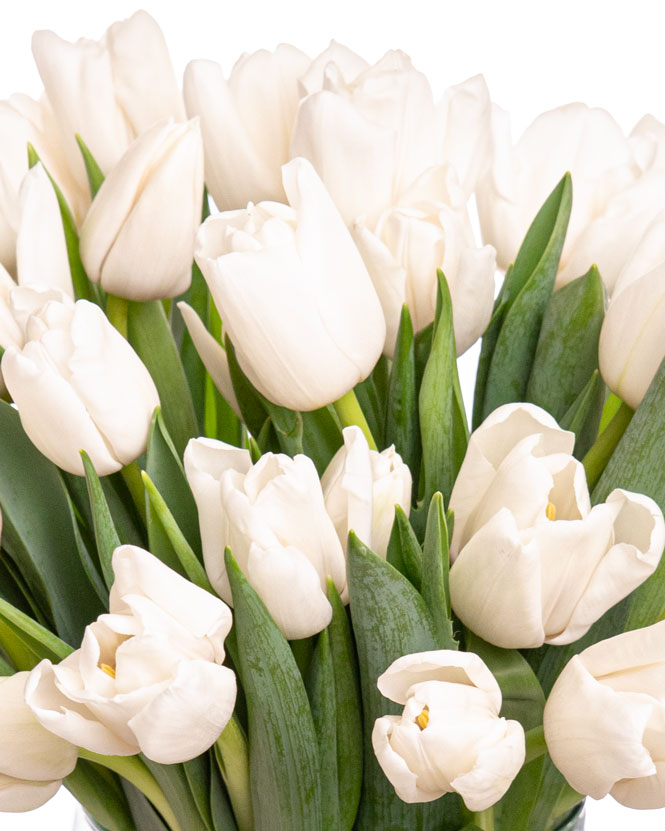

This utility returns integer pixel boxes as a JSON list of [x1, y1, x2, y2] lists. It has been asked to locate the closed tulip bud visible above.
[[321, 426, 412, 557], [194, 157, 385, 411], [16, 163, 73, 297], [0, 671, 78, 812], [449, 403, 665, 648], [80, 119, 204, 300], [184, 437, 347, 640], [599, 259, 665, 409], [32, 11, 185, 190], [292, 46, 491, 227], [544, 621, 665, 809], [477, 103, 636, 272], [1, 290, 159, 475], [184, 45, 310, 210], [25, 545, 236, 764], [353, 190, 496, 356], [373, 650, 525, 809]]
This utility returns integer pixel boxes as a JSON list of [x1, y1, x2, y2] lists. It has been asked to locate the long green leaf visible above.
[[421, 493, 457, 649], [81, 451, 121, 590], [386, 506, 423, 589], [225, 337, 268, 439], [0, 596, 73, 663], [66, 760, 135, 831], [142, 758, 210, 831], [559, 370, 605, 459], [479, 173, 572, 421], [347, 532, 462, 830], [385, 305, 420, 485], [225, 549, 322, 831]]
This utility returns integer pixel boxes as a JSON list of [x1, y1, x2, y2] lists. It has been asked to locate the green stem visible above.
[[215, 716, 253, 831], [582, 401, 633, 491], [524, 724, 547, 764], [472, 806, 494, 831], [107, 295, 129, 339], [77, 749, 181, 831], [121, 461, 146, 525], [333, 389, 378, 450]]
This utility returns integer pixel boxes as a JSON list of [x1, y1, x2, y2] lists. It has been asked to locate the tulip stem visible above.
[[333, 389, 378, 450], [582, 401, 633, 491], [215, 716, 253, 831], [107, 294, 129, 339], [121, 461, 147, 524], [524, 724, 546, 764], [77, 749, 182, 831], [471, 806, 494, 830]]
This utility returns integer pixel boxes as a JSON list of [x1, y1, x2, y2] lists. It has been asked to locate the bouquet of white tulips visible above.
[[2, 11, 665, 831]]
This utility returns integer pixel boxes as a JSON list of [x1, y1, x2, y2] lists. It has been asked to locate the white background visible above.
[[2, 1, 665, 828]]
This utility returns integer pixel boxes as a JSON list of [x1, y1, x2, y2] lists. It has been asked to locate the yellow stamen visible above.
[[415, 706, 429, 731], [546, 502, 557, 521], [100, 663, 116, 679]]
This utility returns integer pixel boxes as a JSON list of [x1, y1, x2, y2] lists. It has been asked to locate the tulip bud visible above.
[[321, 426, 412, 557], [373, 650, 525, 809], [184, 437, 347, 640], [79, 119, 203, 300], [184, 45, 310, 210], [25, 545, 236, 764], [32, 11, 185, 190], [477, 103, 636, 271], [449, 403, 665, 648], [1, 290, 159, 475], [544, 621, 665, 809], [0, 671, 77, 812], [353, 194, 496, 356], [194, 157, 386, 411], [599, 261, 665, 409], [16, 163, 73, 297]]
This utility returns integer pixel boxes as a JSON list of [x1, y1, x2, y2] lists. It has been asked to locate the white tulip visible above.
[[0, 265, 22, 395], [0, 671, 78, 813], [477, 103, 637, 272], [373, 650, 525, 810], [321, 426, 412, 558], [80, 119, 204, 300], [449, 403, 665, 648], [544, 620, 665, 809], [0, 94, 86, 273], [184, 45, 310, 210], [630, 113, 665, 173], [25, 545, 236, 764], [1, 290, 159, 475], [16, 163, 73, 297], [194, 157, 385, 411], [184, 437, 347, 640], [353, 191, 496, 356], [599, 261, 665, 409], [292, 46, 491, 227], [32, 11, 185, 190]]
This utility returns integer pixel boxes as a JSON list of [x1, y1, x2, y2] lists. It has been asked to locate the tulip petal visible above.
[[177, 301, 241, 417], [129, 659, 236, 764], [372, 715, 436, 803], [0, 775, 62, 813]]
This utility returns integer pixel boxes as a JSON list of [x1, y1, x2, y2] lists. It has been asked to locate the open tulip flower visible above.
[[24, 545, 236, 765], [449, 403, 665, 648], [373, 650, 525, 810], [544, 620, 665, 809]]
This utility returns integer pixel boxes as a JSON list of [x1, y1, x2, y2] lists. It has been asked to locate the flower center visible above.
[[546, 502, 557, 521], [100, 663, 116, 679], [415, 705, 429, 731]]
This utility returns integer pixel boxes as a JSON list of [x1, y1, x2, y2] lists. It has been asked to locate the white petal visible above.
[[0, 775, 62, 813], [372, 715, 439, 803]]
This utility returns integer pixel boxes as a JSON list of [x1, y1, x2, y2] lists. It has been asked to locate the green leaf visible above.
[[526, 266, 605, 420], [385, 305, 420, 486], [225, 548, 322, 831], [421, 493, 457, 649], [347, 532, 462, 830], [386, 506, 423, 590], [142, 759, 211, 831], [307, 630, 341, 830], [81, 451, 121, 590], [478, 173, 573, 422], [175, 264, 210, 430], [66, 760, 135, 831], [0, 401, 104, 645], [121, 781, 170, 831], [209, 751, 240, 831], [182, 755, 215, 831], [419, 271, 459, 507], [27, 143, 100, 304], [225, 337, 268, 439], [0, 596, 73, 664], [354, 367, 384, 445], [141, 472, 214, 594], [75, 134, 105, 198], [301, 407, 344, 475], [127, 300, 198, 459], [559, 370, 605, 458], [215, 717, 252, 831], [326, 580, 362, 831], [259, 397, 304, 456]]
